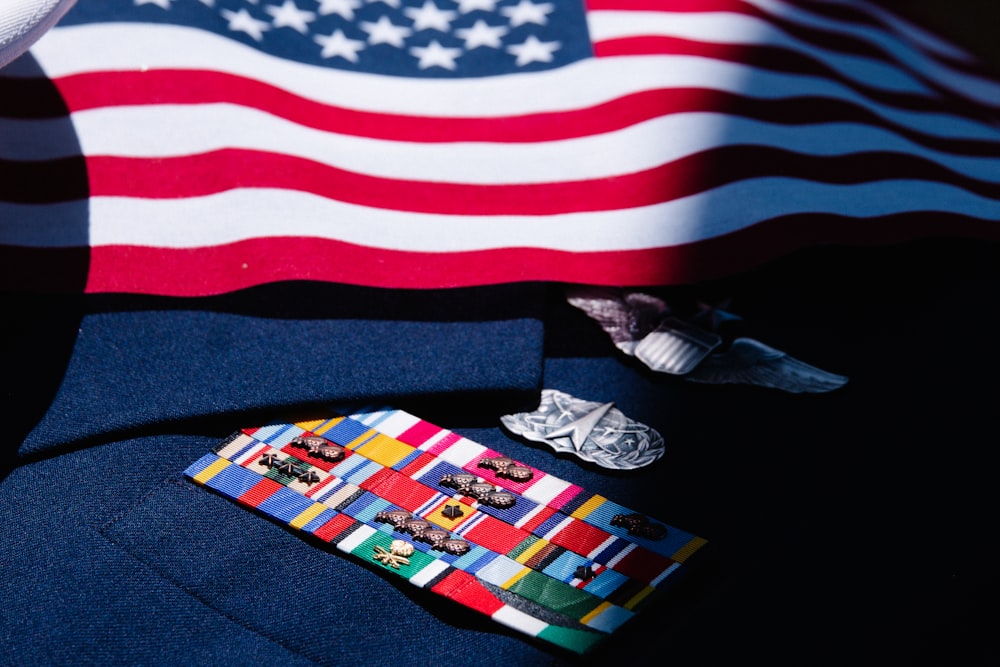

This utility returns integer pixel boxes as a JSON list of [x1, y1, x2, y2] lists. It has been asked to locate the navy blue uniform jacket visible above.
[[3, 239, 1000, 666]]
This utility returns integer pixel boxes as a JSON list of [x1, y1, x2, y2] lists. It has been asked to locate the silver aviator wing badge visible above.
[[565, 286, 848, 393]]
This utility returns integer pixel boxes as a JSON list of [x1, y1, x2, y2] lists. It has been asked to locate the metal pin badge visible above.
[[440, 474, 517, 508], [276, 460, 300, 476], [373, 544, 411, 569], [290, 435, 345, 461], [611, 512, 668, 540], [500, 389, 664, 470], [565, 286, 848, 393], [374, 509, 413, 530], [297, 470, 321, 485], [478, 456, 534, 482], [259, 452, 282, 467], [390, 540, 415, 557]]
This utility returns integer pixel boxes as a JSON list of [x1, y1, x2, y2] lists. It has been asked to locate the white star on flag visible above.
[[316, 0, 361, 20], [134, 0, 173, 9], [220, 7, 271, 41], [265, 0, 316, 33], [500, 0, 553, 27], [314, 29, 366, 61], [360, 15, 411, 47], [366, 0, 401, 9], [410, 40, 462, 69], [455, 0, 498, 13], [404, 1, 457, 32], [454, 20, 507, 50], [506, 34, 559, 65]]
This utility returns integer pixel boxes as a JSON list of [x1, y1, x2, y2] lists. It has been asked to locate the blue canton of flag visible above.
[[63, 0, 593, 76]]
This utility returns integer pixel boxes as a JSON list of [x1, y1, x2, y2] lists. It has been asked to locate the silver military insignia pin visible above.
[[500, 389, 664, 470], [633, 317, 722, 375], [565, 286, 848, 393], [682, 336, 849, 392]]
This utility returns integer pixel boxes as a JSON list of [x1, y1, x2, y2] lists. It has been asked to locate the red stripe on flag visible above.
[[85, 147, 999, 216], [46, 70, 999, 151], [56, 69, 683, 143], [84, 150, 710, 215], [585, 0, 990, 79], [586, 0, 749, 10], [19, 213, 988, 296]]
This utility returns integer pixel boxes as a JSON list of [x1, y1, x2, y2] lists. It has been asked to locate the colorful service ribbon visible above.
[[184, 406, 706, 654]]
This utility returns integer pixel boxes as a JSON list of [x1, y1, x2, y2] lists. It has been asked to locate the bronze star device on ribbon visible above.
[[500, 389, 665, 470], [184, 406, 705, 655]]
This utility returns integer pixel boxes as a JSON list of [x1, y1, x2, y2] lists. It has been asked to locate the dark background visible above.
[[889, 1, 1000, 71], [563, 6, 1000, 663]]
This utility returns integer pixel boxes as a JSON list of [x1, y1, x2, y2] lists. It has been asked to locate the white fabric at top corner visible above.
[[0, 0, 77, 69]]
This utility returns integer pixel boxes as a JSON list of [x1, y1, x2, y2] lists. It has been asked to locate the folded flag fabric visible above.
[[2, 0, 999, 295]]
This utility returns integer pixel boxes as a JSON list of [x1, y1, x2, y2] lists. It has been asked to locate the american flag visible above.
[[2, 0, 999, 295]]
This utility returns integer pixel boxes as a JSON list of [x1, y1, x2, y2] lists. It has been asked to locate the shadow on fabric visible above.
[[0, 53, 89, 479]]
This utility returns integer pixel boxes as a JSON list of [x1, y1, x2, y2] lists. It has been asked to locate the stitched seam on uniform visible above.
[[98, 479, 325, 667], [96, 476, 181, 534]]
